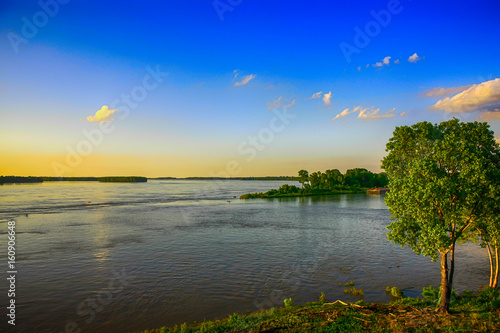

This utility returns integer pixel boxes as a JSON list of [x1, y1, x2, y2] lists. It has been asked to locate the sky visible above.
[[1, 0, 499, 177]]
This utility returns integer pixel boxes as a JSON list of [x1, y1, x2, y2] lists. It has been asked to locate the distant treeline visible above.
[[0, 176, 43, 184], [179, 176, 299, 181], [300, 168, 388, 190], [2, 176, 301, 183], [1, 176, 148, 183], [98, 177, 147, 183], [241, 176, 300, 181], [241, 168, 388, 199], [43, 177, 98, 181]]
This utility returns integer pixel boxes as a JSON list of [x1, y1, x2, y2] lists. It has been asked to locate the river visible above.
[[0, 180, 489, 332]]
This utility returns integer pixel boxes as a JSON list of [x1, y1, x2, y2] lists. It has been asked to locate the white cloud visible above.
[[357, 66, 361, 71], [86, 105, 117, 123], [408, 53, 422, 63], [421, 84, 474, 98], [394, 59, 400, 64], [372, 56, 391, 68], [323, 91, 332, 106], [366, 64, 369, 68], [234, 74, 256, 86], [429, 78, 500, 113], [358, 107, 396, 120], [267, 96, 296, 110], [310, 91, 323, 99], [332, 106, 397, 121], [332, 107, 359, 121], [287, 99, 297, 108], [233, 69, 239, 79], [400, 111, 407, 117]]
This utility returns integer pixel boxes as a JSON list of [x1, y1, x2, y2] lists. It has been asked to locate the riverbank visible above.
[[139, 290, 500, 332]]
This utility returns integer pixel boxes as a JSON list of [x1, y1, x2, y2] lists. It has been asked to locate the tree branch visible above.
[[458, 200, 482, 236]]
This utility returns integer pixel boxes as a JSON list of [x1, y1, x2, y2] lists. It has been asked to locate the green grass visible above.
[[137, 288, 500, 333]]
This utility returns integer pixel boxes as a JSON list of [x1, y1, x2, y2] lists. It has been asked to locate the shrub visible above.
[[422, 285, 457, 307], [390, 287, 404, 298], [344, 286, 364, 296], [461, 290, 474, 298], [478, 286, 500, 301], [385, 286, 403, 298], [422, 285, 440, 303]]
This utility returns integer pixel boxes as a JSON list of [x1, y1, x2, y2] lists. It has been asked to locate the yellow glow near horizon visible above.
[[0, 153, 384, 178]]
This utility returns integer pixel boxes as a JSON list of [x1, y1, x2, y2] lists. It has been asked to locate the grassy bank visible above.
[[139, 288, 500, 333]]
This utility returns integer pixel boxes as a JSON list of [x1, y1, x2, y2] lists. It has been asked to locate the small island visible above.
[[240, 168, 388, 199]]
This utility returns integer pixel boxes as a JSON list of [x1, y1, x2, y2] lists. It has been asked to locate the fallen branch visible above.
[[322, 300, 363, 307]]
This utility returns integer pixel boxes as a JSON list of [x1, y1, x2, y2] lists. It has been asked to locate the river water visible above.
[[0, 180, 489, 332]]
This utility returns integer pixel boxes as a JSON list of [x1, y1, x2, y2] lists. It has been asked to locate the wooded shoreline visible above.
[[0, 176, 147, 183]]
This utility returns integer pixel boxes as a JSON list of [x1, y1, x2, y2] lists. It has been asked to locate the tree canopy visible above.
[[301, 168, 387, 190], [382, 118, 500, 312]]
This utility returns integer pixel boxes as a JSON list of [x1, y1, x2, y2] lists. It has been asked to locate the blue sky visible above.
[[1, 0, 499, 177]]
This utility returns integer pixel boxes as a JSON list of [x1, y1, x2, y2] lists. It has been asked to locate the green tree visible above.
[[319, 171, 328, 189], [324, 169, 344, 188], [344, 168, 375, 187], [298, 169, 309, 189], [381, 119, 500, 313], [308, 171, 322, 190], [475, 184, 500, 288], [374, 172, 389, 188], [477, 218, 500, 288], [278, 184, 300, 194]]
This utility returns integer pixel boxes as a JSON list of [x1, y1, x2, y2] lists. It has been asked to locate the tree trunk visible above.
[[439, 251, 450, 313], [485, 240, 494, 287], [494, 240, 499, 288], [449, 243, 455, 289]]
